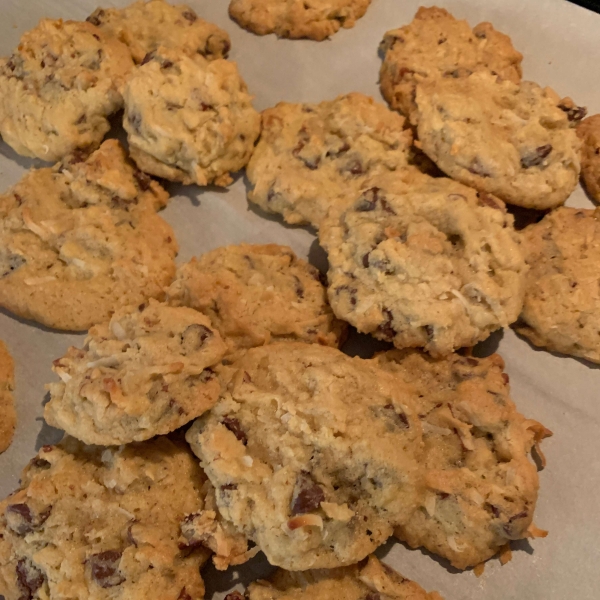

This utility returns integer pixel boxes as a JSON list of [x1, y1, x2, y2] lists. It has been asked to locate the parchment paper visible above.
[[0, 0, 599, 598]]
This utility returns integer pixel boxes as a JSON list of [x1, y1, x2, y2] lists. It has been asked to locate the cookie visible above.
[[166, 244, 346, 352], [374, 349, 550, 569], [0, 341, 16, 454], [0, 436, 210, 600], [577, 114, 600, 201], [123, 47, 260, 186], [229, 0, 371, 41], [246, 93, 412, 228], [88, 0, 231, 64], [379, 6, 522, 124], [0, 19, 133, 162], [44, 300, 227, 445], [0, 140, 177, 331], [516, 207, 600, 364], [246, 554, 443, 600], [185, 343, 424, 571], [319, 175, 526, 357], [415, 71, 581, 210]]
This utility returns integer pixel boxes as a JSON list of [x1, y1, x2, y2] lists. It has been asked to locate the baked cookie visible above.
[[185, 343, 424, 571], [374, 350, 550, 569], [0, 19, 133, 162], [0, 140, 177, 331], [0, 341, 16, 454], [88, 0, 231, 64], [516, 207, 600, 363], [166, 244, 346, 352], [415, 71, 581, 210], [123, 47, 260, 186], [246, 93, 412, 228], [0, 436, 210, 600], [379, 6, 522, 124], [44, 300, 227, 445], [577, 114, 600, 201], [246, 555, 443, 599], [229, 0, 372, 41], [319, 176, 526, 357]]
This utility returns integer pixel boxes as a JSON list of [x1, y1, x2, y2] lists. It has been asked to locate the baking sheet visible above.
[[0, 0, 599, 598]]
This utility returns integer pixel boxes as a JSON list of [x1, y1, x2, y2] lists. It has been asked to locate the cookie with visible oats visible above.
[[185, 343, 424, 571], [577, 114, 600, 202], [246, 93, 412, 229], [0, 140, 177, 331], [44, 300, 227, 446], [374, 349, 550, 569], [0, 341, 16, 454]]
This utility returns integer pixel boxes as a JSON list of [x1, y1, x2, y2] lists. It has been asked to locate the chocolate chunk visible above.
[[6, 504, 51, 536], [379, 198, 396, 215], [371, 404, 409, 430], [521, 145, 552, 168], [291, 472, 325, 515], [16, 558, 45, 600], [362, 252, 370, 268], [293, 275, 304, 299], [160, 59, 174, 69], [335, 285, 357, 306], [222, 417, 248, 445], [88, 550, 125, 588], [376, 309, 395, 341], [1, 253, 26, 278], [355, 187, 380, 211], [468, 158, 491, 177], [476, 192, 502, 210], [181, 10, 197, 22], [29, 457, 51, 470], [178, 588, 193, 600], [558, 102, 587, 122], [508, 510, 528, 523], [365, 593, 381, 600], [141, 52, 155, 65], [198, 368, 216, 383], [342, 159, 365, 176], [181, 324, 212, 354], [86, 9, 105, 26], [326, 142, 350, 157], [133, 170, 152, 191], [487, 503, 501, 518]]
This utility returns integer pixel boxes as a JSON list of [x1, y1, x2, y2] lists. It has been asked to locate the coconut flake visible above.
[[422, 422, 453, 436], [241, 455, 253, 467], [287, 514, 323, 531], [424, 494, 436, 517], [447, 535, 466, 553], [111, 321, 128, 341], [24, 276, 57, 286]]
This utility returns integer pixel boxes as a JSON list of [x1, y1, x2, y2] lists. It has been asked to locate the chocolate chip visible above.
[[379, 198, 396, 215], [355, 187, 380, 211], [178, 588, 193, 600], [378, 404, 409, 429], [501, 373, 509, 385], [29, 457, 51, 470], [558, 102, 587, 122], [293, 275, 304, 299], [127, 112, 142, 133], [362, 253, 370, 268], [222, 417, 248, 445], [86, 9, 105, 26], [326, 142, 350, 157], [487, 503, 501, 518], [468, 158, 491, 177], [198, 368, 216, 383], [75, 114, 87, 125], [133, 170, 152, 191], [335, 285, 357, 306], [88, 550, 125, 588], [6, 504, 51, 536], [181, 324, 212, 354], [160, 59, 174, 69], [376, 309, 395, 341], [476, 192, 502, 210], [508, 510, 528, 523], [181, 10, 197, 22], [342, 159, 365, 176], [291, 472, 325, 515], [1, 253, 26, 278], [521, 145, 552, 168], [16, 558, 45, 600], [141, 52, 155, 65], [365, 594, 381, 600], [444, 67, 473, 78]]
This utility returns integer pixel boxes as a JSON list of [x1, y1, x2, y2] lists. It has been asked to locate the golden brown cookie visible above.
[[0, 341, 15, 454], [577, 114, 600, 201]]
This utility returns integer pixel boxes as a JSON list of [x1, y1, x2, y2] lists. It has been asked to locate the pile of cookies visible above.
[[0, 1, 597, 599]]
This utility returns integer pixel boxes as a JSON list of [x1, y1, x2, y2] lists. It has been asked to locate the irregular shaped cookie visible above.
[[577, 114, 600, 201], [415, 71, 581, 210], [0, 341, 16, 454], [379, 6, 522, 123], [88, 0, 231, 64], [0, 19, 133, 161], [166, 244, 346, 352], [516, 207, 600, 363], [185, 343, 424, 570], [229, 0, 372, 41], [45, 300, 227, 445], [0, 140, 177, 331], [246, 93, 412, 228], [319, 176, 526, 357], [247, 555, 443, 599], [0, 436, 210, 600], [374, 350, 550, 569], [123, 47, 260, 186]]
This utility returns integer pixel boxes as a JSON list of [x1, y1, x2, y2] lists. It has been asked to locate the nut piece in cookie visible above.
[[379, 6, 522, 123], [0, 436, 210, 600], [166, 244, 346, 352], [517, 207, 600, 364], [246, 93, 412, 229], [0, 19, 133, 161], [44, 300, 227, 446], [577, 114, 600, 202], [87, 0, 231, 64], [0, 140, 177, 331], [319, 175, 526, 357], [247, 554, 443, 599], [123, 47, 260, 186], [185, 343, 424, 570], [415, 71, 581, 210], [229, 0, 372, 41], [0, 341, 16, 454], [374, 350, 551, 569]]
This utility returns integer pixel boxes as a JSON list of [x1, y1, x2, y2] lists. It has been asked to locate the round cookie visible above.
[[185, 343, 424, 571], [0, 341, 16, 454], [319, 175, 527, 357], [0, 140, 177, 331], [577, 114, 600, 201], [166, 244, 346, 352], [516, 207, 600, 364], [246, 555, 443, 600], [229, 0, 372, 41], [87, 0, 231, 64], [0, 436, 210, 600], [123, 47, 260, 186], [415, 71, 581, 210], [379, 6, 522, 124], [374, 349, 550, 569], [45, 300, 227, 446], [246, 93, 412, 229], [0, 19, 133, 161]]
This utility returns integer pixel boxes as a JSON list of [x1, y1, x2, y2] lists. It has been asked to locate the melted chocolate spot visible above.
[[291, 472, 325, 515]]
